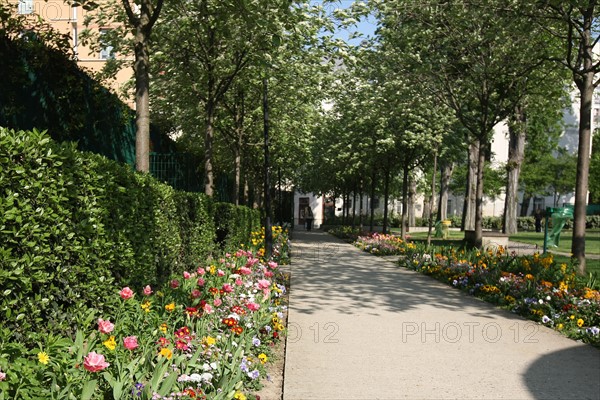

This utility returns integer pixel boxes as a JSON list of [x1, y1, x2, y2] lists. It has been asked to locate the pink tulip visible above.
[[265, 271, 274, 278], [119, 287, 134, 300], [97, 318, 115, 334], [257, 279, 271, 289], [83, 351, 110, 372], [197, 278, 205, 286], [222, 283, 234, 293], [213, 298, 222, 307], [235, 278, 244, 286], [170, 279, 180, 289], [123, 336, 139, 350], [183, 271, 191, 279], [143, 285, 153, 296], [268, 261, 278, 269], [217, 269, 225, 277], [239, 267, 252, 275], [246, 302, 260, 311], [197, 267, 206, 275], [245, 257, 259, 267], [191, 289, 202, 298]]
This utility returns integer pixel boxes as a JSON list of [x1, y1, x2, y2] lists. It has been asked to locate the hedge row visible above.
[[0, 127, 260, 344], [414, 215, 600, 230]]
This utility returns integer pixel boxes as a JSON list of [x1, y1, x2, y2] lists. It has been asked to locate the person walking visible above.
[[534, 208, 543, 233], [305, 206, 314, 231]]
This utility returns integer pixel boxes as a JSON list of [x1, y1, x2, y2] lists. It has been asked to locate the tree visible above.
[[123, 0, 163, 172], [374, 0, 554, 247], [535, 0, 600, 273], [78, 0, 164, 172], [151, 0, 290, 196]]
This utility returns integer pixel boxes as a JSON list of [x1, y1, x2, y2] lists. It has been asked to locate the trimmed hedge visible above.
[[214, 202, 261, 252], [0, 128, 225, 344]]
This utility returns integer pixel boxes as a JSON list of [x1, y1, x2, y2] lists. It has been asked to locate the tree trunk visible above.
[[359, 184, 364, 231], [233, 141, 241, 206], [124, 0, 163, 172], [204, 98, 215, 196], [463, 141, 479, 231], [233, 91, 244, 206], [408, 175, 416, 229], [427, 151, 438, 246], [134, 29, 150, 172], [422, 198, 430, 222], [401, 162, 409, 239], [243, 178, 250, 206], [383, 163, 390, 234], [352, 186, 357, 229], [262, 78, 272, 259], [503, 104, 526, 234], [572, 69, 594, 274], [370, 167, 376, 232], [437, 162, 454, 221], [473, 137, 486, 248]]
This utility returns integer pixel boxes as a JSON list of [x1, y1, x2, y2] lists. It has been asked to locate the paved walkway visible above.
[[283, 231, 600, 400]]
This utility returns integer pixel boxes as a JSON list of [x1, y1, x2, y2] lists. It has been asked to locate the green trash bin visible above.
[[544, 206, 573, 250]]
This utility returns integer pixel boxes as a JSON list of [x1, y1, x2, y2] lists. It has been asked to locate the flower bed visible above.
[[353, 232, 411, 256], [0, 249, 287, 399], [400, 243, 600, 346]]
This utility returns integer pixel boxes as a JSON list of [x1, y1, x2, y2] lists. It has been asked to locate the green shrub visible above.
[[0, 128, 223, 345], [0, 128, 117, 344], [482, 216, 503, 230], [214, 202, 261, 252], [173, 191, 215, 272]]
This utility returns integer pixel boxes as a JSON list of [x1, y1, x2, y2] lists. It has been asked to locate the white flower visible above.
[[538, 299, 544, 304], [200, 372, 213, 383], [546, 295, 551, 301]]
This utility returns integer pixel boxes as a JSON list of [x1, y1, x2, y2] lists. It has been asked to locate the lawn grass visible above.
[[509, 230, 600, 255]]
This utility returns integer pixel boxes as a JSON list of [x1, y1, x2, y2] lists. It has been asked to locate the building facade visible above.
[[14, 0, 133, 104]]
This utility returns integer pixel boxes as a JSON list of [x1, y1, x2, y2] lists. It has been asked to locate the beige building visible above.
[[15, 0, 133, 104]]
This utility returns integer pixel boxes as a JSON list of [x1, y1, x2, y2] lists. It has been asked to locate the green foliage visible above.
[[0, 128, 116, 345], [0, 128, 225, 346], [173, 191, 216, 272], [214, 203, 261, 252]]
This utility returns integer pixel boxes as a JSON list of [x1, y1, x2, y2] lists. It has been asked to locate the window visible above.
[[99, 29, 114, 60], [18, 0, 33, 14]]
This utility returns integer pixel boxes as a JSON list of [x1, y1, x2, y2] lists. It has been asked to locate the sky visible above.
[[312, 0, 379, 46]]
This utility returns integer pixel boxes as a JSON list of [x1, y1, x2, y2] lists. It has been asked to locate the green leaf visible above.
[[81, 379, 97, 400]]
